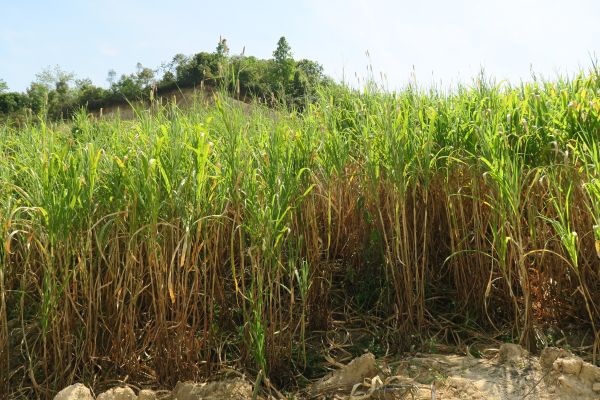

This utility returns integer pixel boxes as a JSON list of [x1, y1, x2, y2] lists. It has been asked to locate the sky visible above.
[[1, 0, 599, 92]]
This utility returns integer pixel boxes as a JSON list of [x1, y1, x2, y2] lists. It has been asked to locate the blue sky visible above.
[[1, 0, 599, 92]]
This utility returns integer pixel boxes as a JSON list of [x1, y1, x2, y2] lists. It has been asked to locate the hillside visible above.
[[2, 71, 600, 398], [0, 36, 330, 122]]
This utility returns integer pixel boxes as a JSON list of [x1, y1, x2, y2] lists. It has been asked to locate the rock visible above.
[[579, 362, 600, 382], [498, 343, 526, 364], [97, 386, 137, 400], [546, 354, 600, 398], [138, 389, 157, 400], [540, 347, 571, 370], [173, 382, 200, 400], [557, 375, 590, 397], [553, 357, 583, 375], [54, 384, 94, 400], [312, 352, 378, 393], [447, 377, 484, 399], [173, 378, 253, 400]]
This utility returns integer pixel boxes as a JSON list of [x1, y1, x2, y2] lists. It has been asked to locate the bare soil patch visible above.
[[54, 344, 600, 399]]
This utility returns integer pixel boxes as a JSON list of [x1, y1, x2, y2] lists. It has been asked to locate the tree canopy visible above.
[[0, 36, 331, 121]]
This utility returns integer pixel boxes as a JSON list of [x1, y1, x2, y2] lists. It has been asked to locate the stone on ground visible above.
[[540, 347, 572, 370], [498, 343, 527, 364], [173, 378, 253, 400], [97, 386, 137, 400], [138, 389, 158, 400], [543, 350, 600, 399], [553, 356, 583, 375], [53, 384, 94, 400], [312, 352, 378, 394]]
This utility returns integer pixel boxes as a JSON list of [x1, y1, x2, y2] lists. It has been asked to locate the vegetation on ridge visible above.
[[0, 36, 330, 121]]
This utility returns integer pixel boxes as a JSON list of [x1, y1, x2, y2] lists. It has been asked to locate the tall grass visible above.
[[1, 71, 600, 398]]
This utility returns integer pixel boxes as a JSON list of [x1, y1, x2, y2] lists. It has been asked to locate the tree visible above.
[[296, 59, 324, 84], [214, 37, 231, 85], [0, 38, 330, 118], [291, 69, 309, 103], [107, 69, 117, 86], [273, 36, 292, 65], [26, 82, 49, 114], [290, 59, 326, 105], [35, 65, 74, 91], [0, 92, 29, 114], [176, 52, 221, 86], [230, 56, 271, 99], [75, 78, 106, 108], [158, 54, 187, 89], [33, 66, 76, 118], [112, 74, 143, 100], [170, 54, 189, 72], [159, 71, 176, 89], [134, 62, 155, 89], [216, 36, 229, 57], [271, 36, 295, 93]]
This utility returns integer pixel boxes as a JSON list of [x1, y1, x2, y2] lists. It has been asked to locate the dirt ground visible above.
[[54, 344, 600, 399], [302, 344, 600, 400]]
